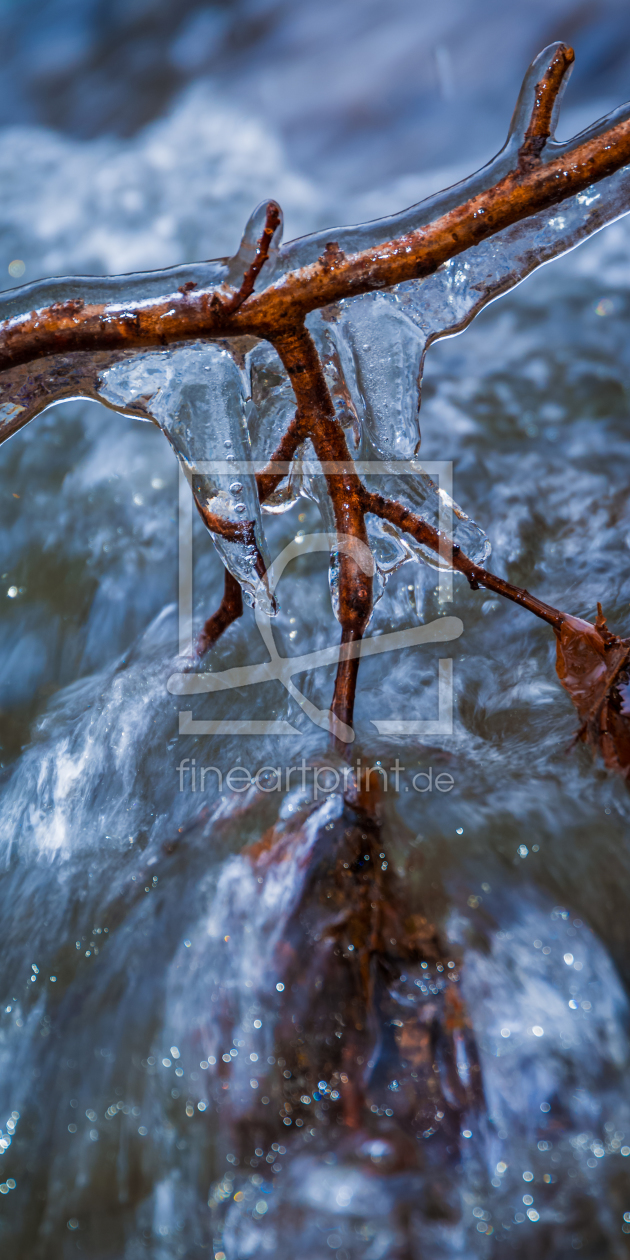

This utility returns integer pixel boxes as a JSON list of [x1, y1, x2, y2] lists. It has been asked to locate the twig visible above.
[[518, 44, 574, 171], [195, 569, 243, 657], [194, 500, 269, 593], [220, 202, 282, 316], [194, 503, 258, 546], [273, 327, 372, 750], [255, 409, 311, 503], [361, 488, 566, 630]]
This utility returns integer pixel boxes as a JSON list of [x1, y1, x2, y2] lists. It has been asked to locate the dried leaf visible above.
[[555, 605, 630, 776]]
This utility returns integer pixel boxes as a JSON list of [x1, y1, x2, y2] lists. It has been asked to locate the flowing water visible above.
[[2, 9, 630, 1260]]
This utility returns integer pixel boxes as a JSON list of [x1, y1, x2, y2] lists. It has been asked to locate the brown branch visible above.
[[243, 115, 630, 334], [195, 569, 243, 658], [194, 411, 307, 659], [194, 502, 257, 546], [4, 41, 625, 765], [518, 43, 574, 171], [361, 488, 566, 630], [272, 326, 373, 747], [195, 498, 271, 597], [197, 360, 568, 719], [189, 44, 571, 681], [220, 202, 282, 317], [197, 391, 568, 708], [2, 45, 630, 368], [255, 408, 311, 503]]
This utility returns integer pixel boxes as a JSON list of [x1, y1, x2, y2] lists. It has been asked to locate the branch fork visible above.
[[1, 42, 629, 770]]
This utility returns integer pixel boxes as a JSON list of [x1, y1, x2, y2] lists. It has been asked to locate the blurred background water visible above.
[[2, 2, 630, 1257]]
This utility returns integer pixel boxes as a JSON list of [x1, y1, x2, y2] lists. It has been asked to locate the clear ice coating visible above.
[[1, 43, 630, 615], [245, 339, 303, 514], [271, 41, 630, 273], [225, 198, 283, 293], [308, 296, 491, 606], [99, 342, 274, 615]]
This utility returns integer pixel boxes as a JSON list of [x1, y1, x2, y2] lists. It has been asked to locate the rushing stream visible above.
[[3, 12, 630, 1260]]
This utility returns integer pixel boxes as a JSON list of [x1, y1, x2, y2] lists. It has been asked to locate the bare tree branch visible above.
[[2, 40, 630, 768], [0, 44, 629, 370]]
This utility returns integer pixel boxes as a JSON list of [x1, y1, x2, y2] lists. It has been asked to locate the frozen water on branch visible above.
[[3, 46, 630, 613], [100, 342, 273, 613], [246, 339, 303, 514], [316, 295, 491, 579]]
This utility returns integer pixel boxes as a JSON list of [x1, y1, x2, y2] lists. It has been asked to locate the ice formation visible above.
[[1, 48, 630, 618]]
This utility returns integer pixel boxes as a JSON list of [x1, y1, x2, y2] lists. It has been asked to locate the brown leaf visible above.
[[555, 604, 630, 776]]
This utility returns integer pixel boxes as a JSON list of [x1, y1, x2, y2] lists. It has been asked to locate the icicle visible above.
[[305, 296, 490, 618], [390, 169, 630, 351], [330, 295, 423, 461], [98, 342, 275, 614], [245, 339, 302, 514]]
